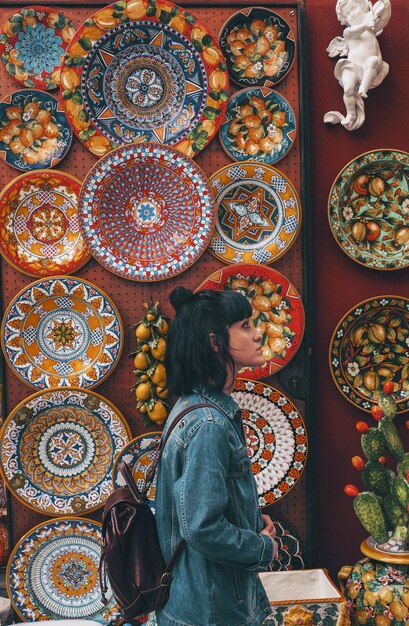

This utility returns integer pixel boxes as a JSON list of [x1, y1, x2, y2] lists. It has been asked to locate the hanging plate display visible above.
[[0, 170, 90, 277], [60, 0, 229, 158], [328, 149, 409, 270], [208, 162, 301, 265], [0, 387, 131, 516], [196, 264, 304, 380], [1, 276, 123, 390], [78, 143, 215, 281], [329, 296, 409, 413]]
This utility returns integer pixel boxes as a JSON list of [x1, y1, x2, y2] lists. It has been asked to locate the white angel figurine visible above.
[[324, 0, 391, 131]]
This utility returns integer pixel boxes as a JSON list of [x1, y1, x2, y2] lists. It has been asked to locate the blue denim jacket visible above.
[[155, 386, 274, 626]]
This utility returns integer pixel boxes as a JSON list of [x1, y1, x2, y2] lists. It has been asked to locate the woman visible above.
[[155, 286, 278, 626]]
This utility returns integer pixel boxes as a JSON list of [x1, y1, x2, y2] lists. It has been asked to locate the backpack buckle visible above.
[[160, 572, 172, 587]]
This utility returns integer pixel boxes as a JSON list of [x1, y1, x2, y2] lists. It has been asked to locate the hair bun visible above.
[[170, 286, 194, 312]]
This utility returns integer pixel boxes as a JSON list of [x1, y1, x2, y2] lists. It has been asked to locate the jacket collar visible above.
[[193, 385, 239, 420]]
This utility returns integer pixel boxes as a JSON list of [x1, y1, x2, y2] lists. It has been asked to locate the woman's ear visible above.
[[209, 332, 219, 352]]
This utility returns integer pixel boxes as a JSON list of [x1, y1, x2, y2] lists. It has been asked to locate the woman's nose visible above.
[[254, 327, 262, 341]]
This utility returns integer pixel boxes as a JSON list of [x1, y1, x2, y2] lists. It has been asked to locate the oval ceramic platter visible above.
[[0, 388, 131, 516], [0, 170, 90, 276], [196, 264, 304, 380], [60, 0, 229, 159], [329, 296, 409, 413], [1, 276, 123, 390], [208, 162, 301, 266], [328, 149, 409, 270]]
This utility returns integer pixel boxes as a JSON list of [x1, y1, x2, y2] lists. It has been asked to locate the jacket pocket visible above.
[[227, 446, 251, 478]]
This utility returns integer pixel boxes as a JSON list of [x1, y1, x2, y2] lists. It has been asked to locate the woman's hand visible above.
[[260, 514, 278, 559]]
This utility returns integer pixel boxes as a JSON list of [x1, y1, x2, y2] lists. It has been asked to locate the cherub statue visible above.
[[323, 0, 391, 131]]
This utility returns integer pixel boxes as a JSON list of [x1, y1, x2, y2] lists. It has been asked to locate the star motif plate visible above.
[[208, 162, 301, 265], [0, 170, 90, 277], [60, 0, 229, 158], [1, 276, 123, 389], [78, 143, 215, 281], [0, 387, 131, 516], [329, 296, 409, 413], [328, 149, 409, 270], [196, 263, 305, 380], [232, 379, 307, 507]]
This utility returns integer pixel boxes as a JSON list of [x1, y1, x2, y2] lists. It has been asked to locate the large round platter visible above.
[[328, 149, 409, 270], [60, 0, 229, 158], [0, 170, 90, 277], [232, 379, 307, 507], [7, 517, 119, 622], [196, 264, 304, 379], [1, 276, 123, 389], [208, 162, 301, 265], [329, 296, 409, 413], [0, 387, 131, 516], [78, 143, 215, 281]]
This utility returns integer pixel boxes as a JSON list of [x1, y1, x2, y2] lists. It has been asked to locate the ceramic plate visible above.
[[0, 387, 131, 516], [329, 296, 409, 413], [0, 89, 72, 171], [0, 170, 90, 277], [219, 87, 296, 164], [196, 264, 305, 380], [7, 517, 119, 622], [233, 379, 307, 507], [1, 276, 123, 389], [328, 149, 409, 270], [219, 7, 295, 87], [78, 143, 215, 281], [267, 518, 305, 571], [208, 162, 301, 265], [0, 6, 74, 90], [60, 0, 228, 158]]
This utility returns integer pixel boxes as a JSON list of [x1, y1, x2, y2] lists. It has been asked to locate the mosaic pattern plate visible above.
[[0, 388, 131, 515], [7, 517, 120, 623], [60, 0, 229, 158], [1, 276, 123, 389], [78, 143, 215, 281], [0, 170, 90, 277], [208, 162, 301, 265], [196, 264, 305, 380], [267, 518, 305, 571], [328, 149, 409, 270], [329, 296, 409, 413]]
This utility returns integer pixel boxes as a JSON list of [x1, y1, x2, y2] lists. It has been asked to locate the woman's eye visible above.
[[242, 320, 250, 328]]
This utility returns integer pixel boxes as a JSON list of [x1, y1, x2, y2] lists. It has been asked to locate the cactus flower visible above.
[[356, 421, 369, 433], [352, 456, 365, 471], [371, 404, 383, 421], [344, 484, 360, 497]]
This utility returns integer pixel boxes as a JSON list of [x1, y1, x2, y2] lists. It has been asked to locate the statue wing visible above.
[[326, 36, 348, 58]]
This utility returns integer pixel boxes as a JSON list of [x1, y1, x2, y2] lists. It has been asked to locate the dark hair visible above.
[[165, 286, 252, 395]]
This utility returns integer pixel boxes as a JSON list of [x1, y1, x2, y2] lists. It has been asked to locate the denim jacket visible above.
[[155, 386, 274, 626]]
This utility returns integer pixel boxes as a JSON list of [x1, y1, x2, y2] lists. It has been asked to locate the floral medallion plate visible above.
[[0, 6, 74, 90], [78, 143, 215, 281], [196, 264, 304, 380], [328, 149, 409, 270], [219, 7, 295, 87], [329, 296, 409, 413], [0, 89, 72, 171], [1, 276, 123, 389], [267, 518, 305, 571], [7, 517, 120, 622], [219, 87, 296, 164], [60, 0, 229, 159], [232, 379, 307, 506], [0, 170, 90, 277], [208, 162, 301, 265]]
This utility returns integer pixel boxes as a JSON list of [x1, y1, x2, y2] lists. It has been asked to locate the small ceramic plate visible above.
[[328, 149, 409, 270], [329, 296, 409, 413], [267, 518, 305, 571]]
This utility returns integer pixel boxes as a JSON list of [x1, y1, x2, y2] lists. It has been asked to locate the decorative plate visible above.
[[78, 143, 215, 281], [208, 162, 301, 265], [60, 0, 229, 159], [328, 149, 409, 270], [1, 276, 123, 390], [219, 87, 296, 164], [0, 170, 90, 277], [329, 296, 409, 413], [267, 518, 305, 571], [232, 378, 307, 506], [0, 6, 74, 90], [7, 517, 120, 623], [0, 89, 72, 171], [0, 387, 131, 516], [195, 264, 305, 380], [219, 7, 295, 87]]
